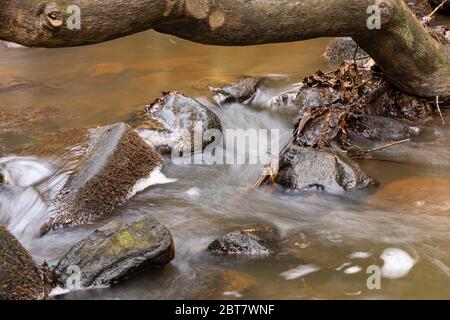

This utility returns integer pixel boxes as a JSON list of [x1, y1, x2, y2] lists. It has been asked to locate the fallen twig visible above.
[[364, 138, 410, 153], [349, 138, 411, 159], [352, 44, 359, 64], [436, 95, 446, 125], [429, 0, 448, 19], [422, 0, 449, 25]]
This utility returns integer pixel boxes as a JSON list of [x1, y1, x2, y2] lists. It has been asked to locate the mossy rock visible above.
[[41, 122, 161, 234], [55, 215, 174, 288], [0, 225, 47, 300]]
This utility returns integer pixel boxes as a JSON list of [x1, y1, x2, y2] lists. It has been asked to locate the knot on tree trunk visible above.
[[40, 2, 64, 31], [184, 0, 210, 19]]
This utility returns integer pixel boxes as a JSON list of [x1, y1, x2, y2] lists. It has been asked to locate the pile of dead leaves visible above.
[[293, 62, 434, 150], [294, 63, 377, 148]]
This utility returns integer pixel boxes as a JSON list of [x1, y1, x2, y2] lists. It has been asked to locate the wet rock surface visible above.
[[55, 215, 175, 288], [0, 225, 49, 300], [276, 146, 374, 192], [210, 77, 259, 105], [131, 92, 222, 154], [41, 122, 161, 234], [208, 225, 276, 257]]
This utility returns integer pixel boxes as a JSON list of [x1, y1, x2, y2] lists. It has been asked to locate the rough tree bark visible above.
[[0, 0, 449, 100]]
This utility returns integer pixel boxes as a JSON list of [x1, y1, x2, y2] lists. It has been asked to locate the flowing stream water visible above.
[[1, 31, 449, 299]]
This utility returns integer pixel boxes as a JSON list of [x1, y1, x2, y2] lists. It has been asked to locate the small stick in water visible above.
[[436, 95, 445, 125], [428, 0, 449, 19], [364, 138, 411, 153], [350, 139, 411, 159]]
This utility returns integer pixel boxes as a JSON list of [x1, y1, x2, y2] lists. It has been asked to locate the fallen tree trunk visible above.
[[0, 0, 449, 100]]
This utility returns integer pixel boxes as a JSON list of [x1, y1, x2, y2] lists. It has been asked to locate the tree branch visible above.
[[0, 0, 449, 100]]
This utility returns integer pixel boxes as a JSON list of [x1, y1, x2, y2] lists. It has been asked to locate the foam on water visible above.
[[280, 264, 321, 280], [185, 187, 201, 198], [127, 166, 177, 199], [381, 248, 417, 279], [0, 156, 53, 187], [349, 251, 372, 259], [0, 157, 55, 243], [344, 266, 362, 274]]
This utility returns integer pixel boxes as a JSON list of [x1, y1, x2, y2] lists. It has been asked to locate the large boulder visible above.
[[54, 215, 174, 288], [0, 225, 50, 300], [276, 146, 374, 192], [208, 225, 276, 257], [132, 92, 222, 155], [41, 122, 161, 234]]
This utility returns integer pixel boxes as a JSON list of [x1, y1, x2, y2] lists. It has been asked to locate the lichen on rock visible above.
[[55, 215, 175, 288], [41, 122, 161, 234], [0, 225, 51, 300]]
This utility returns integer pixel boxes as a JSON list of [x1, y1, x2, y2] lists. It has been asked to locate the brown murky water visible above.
[[1, 31, 450, 300]]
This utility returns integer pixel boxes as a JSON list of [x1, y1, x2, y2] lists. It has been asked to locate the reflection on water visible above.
[[0, 31, 329, 135], [1, 31, 450, 300]]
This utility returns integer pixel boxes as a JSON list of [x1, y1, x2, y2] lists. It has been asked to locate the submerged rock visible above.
[[199, 267, 257, 299], [132, 92, 222, 154], [55, 215, 174, 288], [276, 146, 374, 192], [208, 225, 276, 257], [370, 176, 450, 216], [90, 63, 125, 77], [0, 225, 50, 300], [0, 105, 64, 136], [209, 78, 259, 105], [41, 122, 161, 234]]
